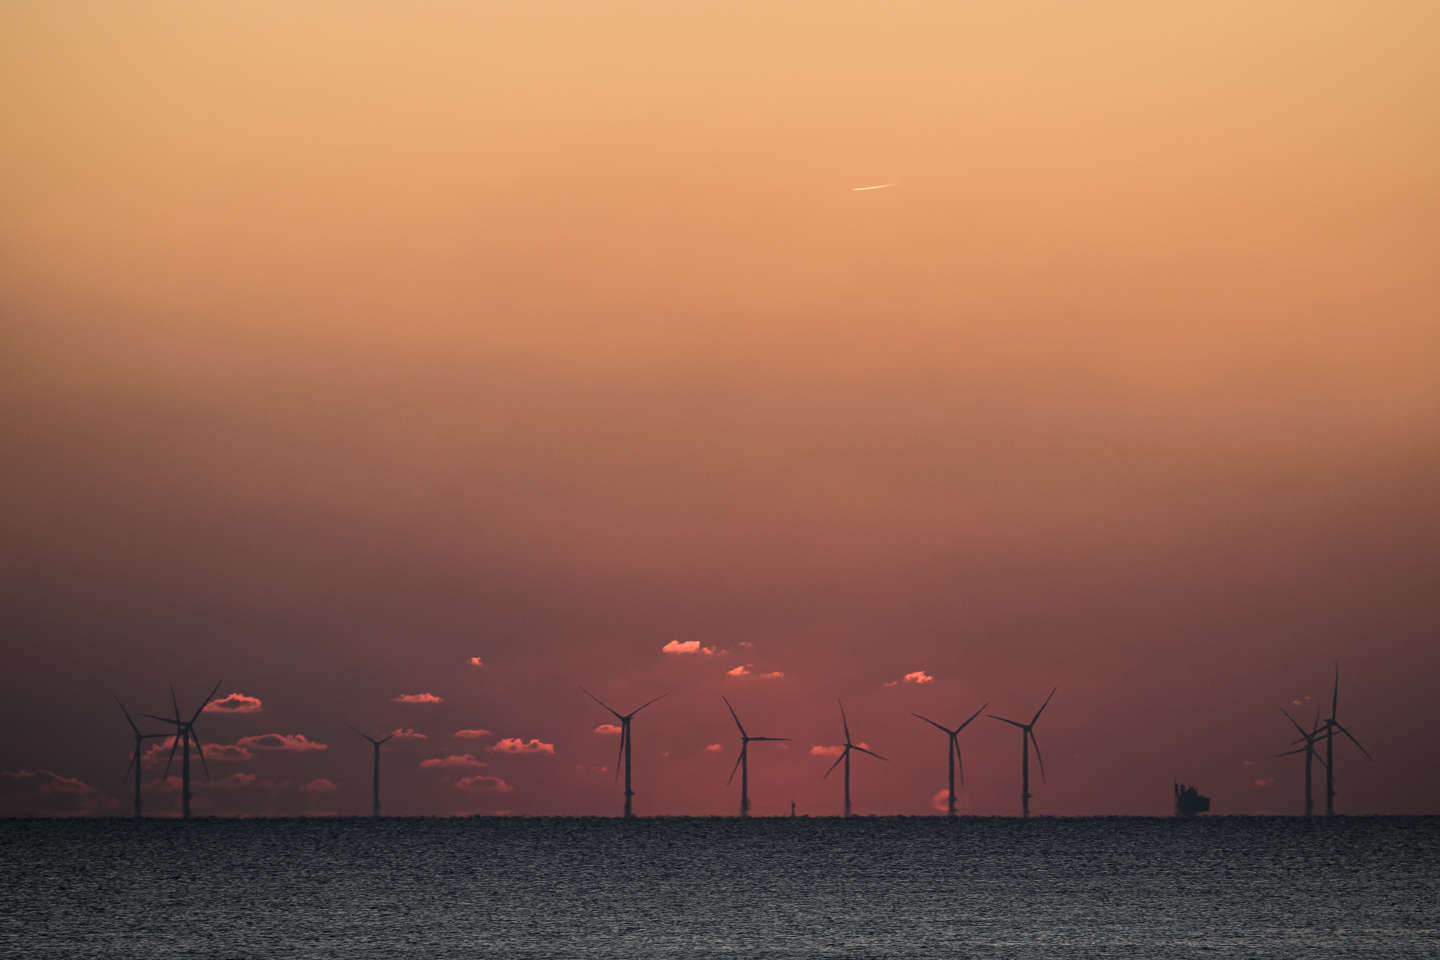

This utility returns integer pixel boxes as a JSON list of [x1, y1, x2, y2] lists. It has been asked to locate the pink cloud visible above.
[[389, 728, 427, 741], [759, 671, 785, 680], [469, 657, 485, 668], [205, 744, 255, 762], [931, 789, 951, 812], [738, 640, 754, 648], [1, 769, 96, 796], [1241, 760, 1257, 767], [300, 778, 338, 793], [810, 745, 843, 757], [661, 640, 717, 655], [1254, 778, 1276, 788], [489, 738, 555, 755], [203, 692, 263, 714], [704, 743, 723, 752], [393, 692, 443, 704], [593, 723, 622, 735], [455, 775, 514, 793], [902, 671, 934, 685], [420, 754, 487, 769], [727, 665, 752, 677], [206, 773, 258, 791], [454, 729, 492, 739], [235, 733, 327, 752]]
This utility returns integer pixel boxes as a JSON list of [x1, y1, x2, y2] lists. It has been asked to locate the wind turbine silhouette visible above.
[[823, 700, 886, 817], [116, 696, 169, 819], [142, 681, 221, 818], [1311, 664, 1371, 816], [584, 688, 666, 818], [912, 702, 988, 817], [350, 726, 394, 817], [1276, 706, 1326, 817], [989, 687, 1056, 818], [722, 696, 788, 817]]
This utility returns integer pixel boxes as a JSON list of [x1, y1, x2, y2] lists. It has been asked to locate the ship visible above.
[[1174, 782, 1211, 817]]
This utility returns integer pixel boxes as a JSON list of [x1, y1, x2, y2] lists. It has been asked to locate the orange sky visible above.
[[2, 0, 1438, 816]]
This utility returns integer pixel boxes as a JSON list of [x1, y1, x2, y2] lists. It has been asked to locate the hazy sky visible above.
[[3, 0, 1438, 817]]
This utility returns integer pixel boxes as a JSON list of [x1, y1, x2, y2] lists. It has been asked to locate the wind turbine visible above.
[[1312, 664, 1371, 816], [722, 696, 788, 817], [989, 687, 1056, 818], [583, 688, 666, 818], [1276, 707, 1326, 817], [115, 696, 170, 819], [350, 727, 394, 817], [912, 702, 988, 817], [141, 681, 221, 818], [823, 700, 887, 817]]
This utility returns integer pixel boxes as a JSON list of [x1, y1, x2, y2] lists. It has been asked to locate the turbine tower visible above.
[[1276, 707, 1326, 817], [142, 681, 221, 818], [822, 700, 886, 817], [1313, 664, 1371, 816], [911, 702, 987, 817], [350, 727, 394, 817], [989, 687, 1056, 818], [722, 696, 788, 817], [584, 688, 666, 818], [116, 696, 169, 819]]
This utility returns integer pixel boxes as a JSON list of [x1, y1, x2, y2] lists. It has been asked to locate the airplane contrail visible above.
[[851, 183, 895, 192]]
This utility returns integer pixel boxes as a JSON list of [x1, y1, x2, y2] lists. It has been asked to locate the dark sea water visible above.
[[3, 817, 1438, 958]]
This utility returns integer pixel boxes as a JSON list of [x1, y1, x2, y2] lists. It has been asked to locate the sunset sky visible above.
[[2, 0, 1437, 817]]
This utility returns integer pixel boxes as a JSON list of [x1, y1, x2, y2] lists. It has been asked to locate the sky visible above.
[[2, 0, 1438, 817]]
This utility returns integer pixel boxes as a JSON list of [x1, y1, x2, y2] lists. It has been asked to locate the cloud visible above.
[[454, 729, 492, 739], [1241, 760, 1257, 767], [393, 692, 443, 704], [206, 773, 258, 791], [902, 671, 934, 685], [738, 641, 754, 648], [300, 778, 338, 793], [489, 738, 555, 755], [469, 657, 485, 668], [235, 733, 327, 752], [1, 769, 96, 796], [931, 789, 951, 812], [593, 724, 622, 735], [0, 769, 110, 816], [1254, 778, 1276, 788], [661, 640, 717, 655], [389, 728, 427, 741], [420, 754, 487, 769], [204, 692, 263, 714], [759, 671, 785, 680], [455, 775, 514, 793], [205, 744, 255, 763], [810, 745, 843, 757], [727, 665, 752, 677], [704, 743, 723, 752]]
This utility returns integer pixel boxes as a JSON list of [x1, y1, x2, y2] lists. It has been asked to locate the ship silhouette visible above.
[[1174, 782, 1211, 817]]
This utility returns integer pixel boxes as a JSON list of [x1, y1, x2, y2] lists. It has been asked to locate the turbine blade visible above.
[[823, 748, 848, 778], [139, 714, 180, 726], [191, 728, 210, 780], [1331, 662, 1339, 719], [838, 700, 851, 744], [170, 684, 181, 724], [728, 746, 745, 785], [614, 725, 626, 780], [911, 713, 951, 734], [955, 702, 989, 733], [379, 735, 394, 745], [581, 687, 623, 721], [1279, 707, 1308, 739], [1275, 746, 1310, 757], [1029, 730, 1047, 782], [115, 696, 140, 735], [161, 734, 181, 783], [852, 745, 888, 762], [954, 739, 966, 788], [631, 692, 668, 716], [122, 751, 137, 784], [347, 723, 379, 745], [1334, 722, 1372, 760], [988, 715, 1025, 729], [751, 736, 789, 742], [191, 680, 222, 725], [722, 696, 746, 738], [1032, 687, 1057, 725]]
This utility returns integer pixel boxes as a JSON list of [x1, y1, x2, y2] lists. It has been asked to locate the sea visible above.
[[3, 817, 1438, 958]]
